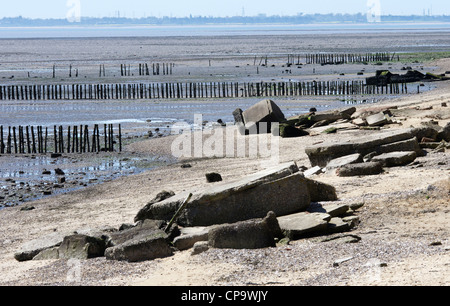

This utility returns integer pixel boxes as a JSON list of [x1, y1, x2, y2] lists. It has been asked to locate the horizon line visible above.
[[2, 12, 450, 20]]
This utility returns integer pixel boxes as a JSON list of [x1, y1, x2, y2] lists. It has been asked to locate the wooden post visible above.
[[53, 126, 57, 153], [104, 124, 107, 151], [36, 126, 40, 154], [67, 126, 71, 153], [119, 124, 122, 152], [45, 127, 48, 154], [59, 125, 64, 153], [19, 126, 24, 154], [13, 127, 17, 154], [0, 125, 3, 154], [7, 127, 11, 154], [18, 126, 22, 154], [73, 126, 78, 153], [79, 124, 83, 153], [30, 126, 36, 154], [84, 125, 89, 153], [96, 125, 100, 152], [109, 124, 114, 152]]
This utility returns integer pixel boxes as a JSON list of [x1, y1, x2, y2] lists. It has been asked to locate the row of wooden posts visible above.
[[0, 80, 409, 101], [0, 124, 122, 155], [302, 52, 399, 65], [121, 63, 175, 76], [48, 63, 175, 78]]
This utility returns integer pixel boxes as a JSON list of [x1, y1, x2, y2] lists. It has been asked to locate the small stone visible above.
[[366, 112, 388, 126], [429, 241, 442, 246], [304, 166, 322, 177], [342, 215, 360, 228], [191, 241, 209, 256], [20, 205, 35, 211], [333, 256, 354, 267], [55, 168, 65, 175], [206, 172, 223, 183], [277, 237, 291, 246]]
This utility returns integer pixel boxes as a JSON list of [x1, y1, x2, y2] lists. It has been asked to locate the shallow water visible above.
[[0, 152, 172, 208], [2, 23, 450, 39], [0, 83, 434, 129]]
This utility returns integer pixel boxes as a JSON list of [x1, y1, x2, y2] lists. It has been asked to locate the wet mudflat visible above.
[[0, 151, 174, 208]]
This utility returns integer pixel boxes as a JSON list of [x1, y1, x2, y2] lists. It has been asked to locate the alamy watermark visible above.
[[66, 0, 81, 23], [170, 114, 280, 168], [66, 259, 82, 283], [367, 0, 382, 23]]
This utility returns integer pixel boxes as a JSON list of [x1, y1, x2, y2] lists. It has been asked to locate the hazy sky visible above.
[[1, 0, 448, 19]]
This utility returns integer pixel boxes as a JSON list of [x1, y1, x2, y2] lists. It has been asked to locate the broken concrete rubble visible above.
[[378, 138, 424, 157], [307, 202, 350, 218], [279, 107, 357, 138], [173, 226, 211, 251], [366, 112, 391, 127], [134, 191, 175, 223], [208, 211, 282, 249], [14, 232, 69, 262], [305, 178, 338, 202], [33, 234, 106, 261], [305, 127, 431, 168], [325, 153, 363, 170], [366, 69, 449, 86], [105, 232, 173, 262], [137, 162, 311, 227], [371, 151, 417, 167], [438, 122, 450, 142], [16, 160, 358, 262], [240, 99, 286, 134], [336, 162, 384, 177], [234, 100, 358, 138], [278, 212, 330, 240]]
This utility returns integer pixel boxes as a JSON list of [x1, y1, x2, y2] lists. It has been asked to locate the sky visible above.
[[1, 0, 448, 19]]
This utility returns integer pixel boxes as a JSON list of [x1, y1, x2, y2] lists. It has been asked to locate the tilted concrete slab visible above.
[[305, 127, 430, 167], [277, 212, 331, 240], [141, 162, 312, 227], [242, 99, 286, 133]]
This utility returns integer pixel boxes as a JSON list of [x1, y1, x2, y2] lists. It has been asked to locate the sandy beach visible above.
[[0, 32, 449, 287]]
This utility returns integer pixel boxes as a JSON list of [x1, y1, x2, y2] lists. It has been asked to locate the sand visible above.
[[0, 33, 449, 287]]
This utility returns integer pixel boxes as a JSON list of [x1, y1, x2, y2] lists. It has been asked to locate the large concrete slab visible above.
[[371, 151, 417, 167], [305, 127, 431, 167], [208, 212, 281, 249], [105, 232, 173, 263], [336, 162, 383, 177], [14, 232, 69, 262], [140, 162, 311, 227], [326, 153, 363, 170], [173, 227, 211, 251], [277, 212, 331, 240], [242, 99, 286, 133]]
